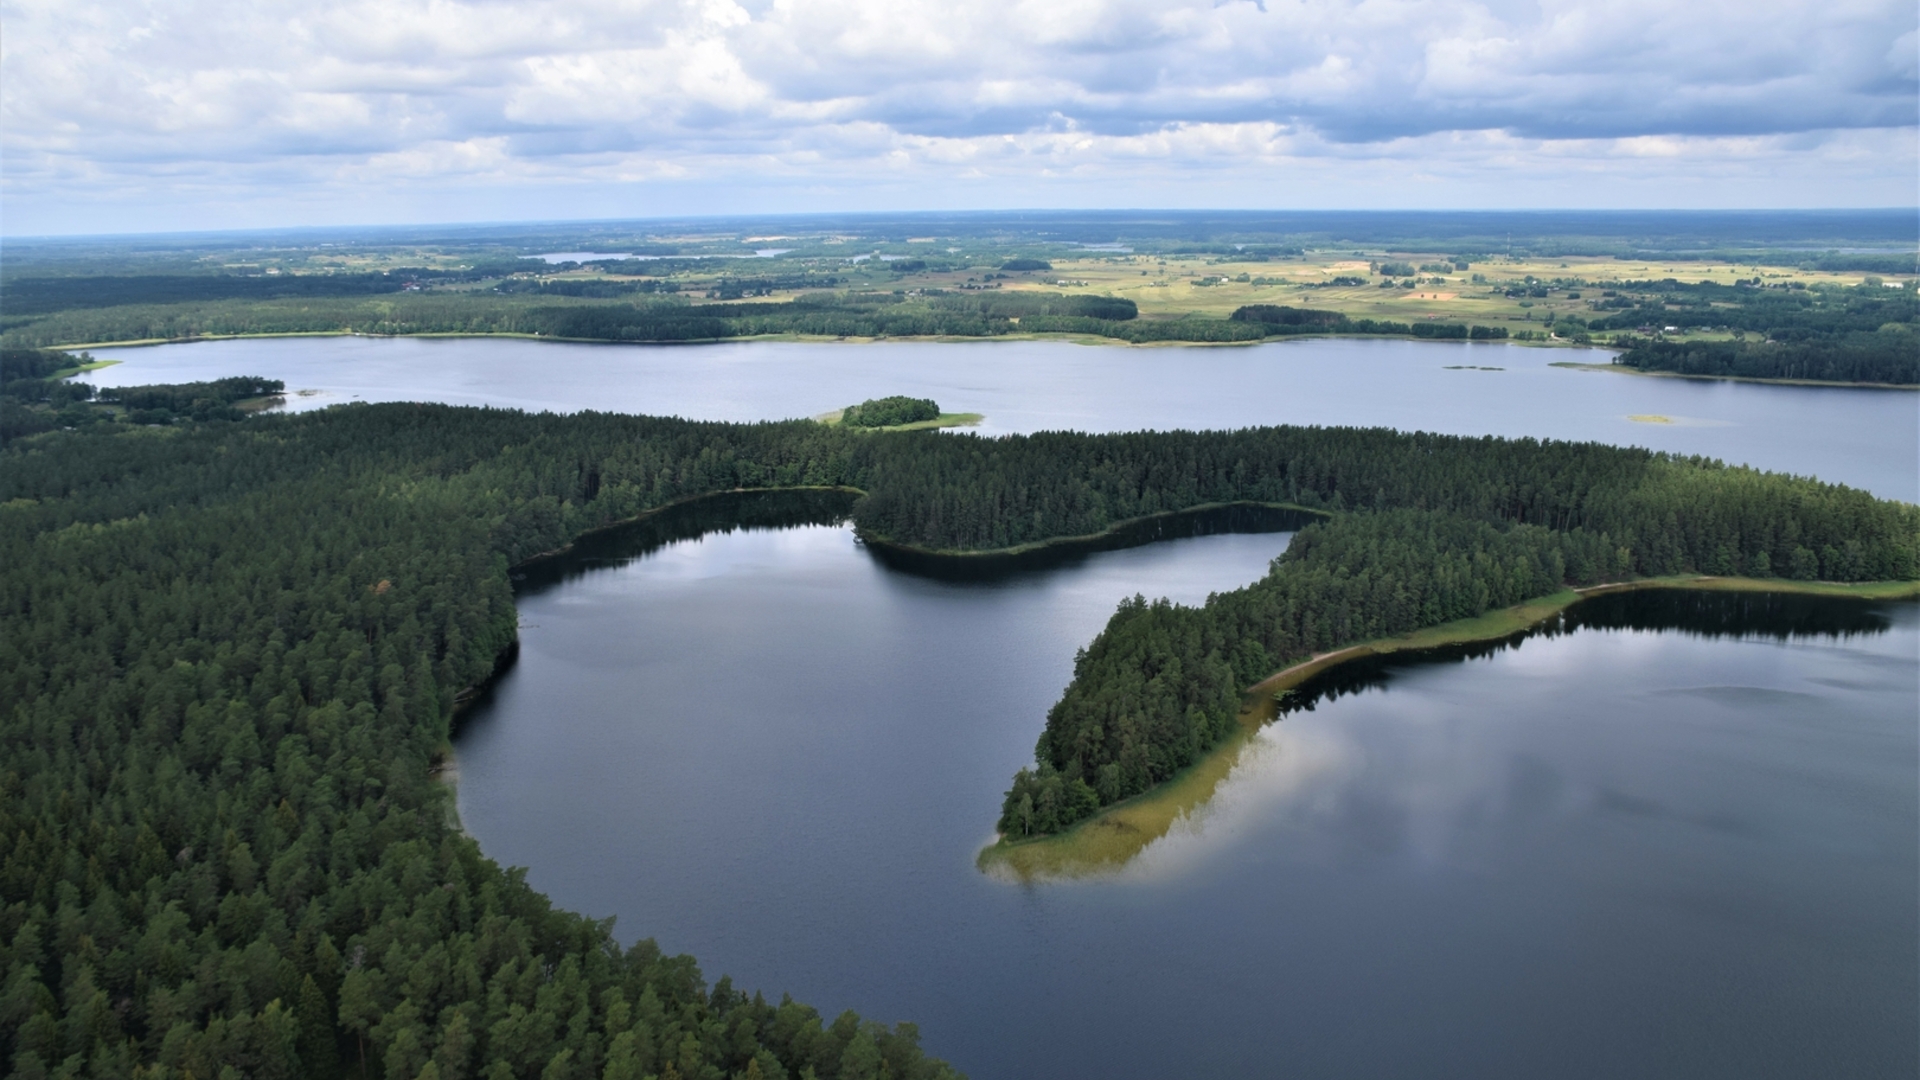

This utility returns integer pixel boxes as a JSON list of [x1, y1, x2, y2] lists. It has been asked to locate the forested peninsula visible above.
[[3, 362, 1917, 1076], [1598, 279, 1919, 385]]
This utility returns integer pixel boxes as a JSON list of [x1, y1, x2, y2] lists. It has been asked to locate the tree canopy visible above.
[[1, 389, 1914, 1075]]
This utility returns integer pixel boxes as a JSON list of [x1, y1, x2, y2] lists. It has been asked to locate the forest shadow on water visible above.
[[510, 488, 864, 595], [507, 485, 1322, 592]]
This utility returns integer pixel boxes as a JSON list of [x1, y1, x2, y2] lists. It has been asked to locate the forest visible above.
[[0, 391, 983, 1080], [1594, 279, 1919, 384], [5, 350, 1918, 1077], [0, 286, 1532, 350], [1613, 335, 1918, 384]]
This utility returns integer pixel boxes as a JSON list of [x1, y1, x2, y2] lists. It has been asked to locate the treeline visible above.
[[98, 377, 287, 423], [0, 294, 585, 348], [846, 426, 1915, 576], [0, 267, 529, 316], [1616, 334, 1919, 384], [495, 279, 680, 298], [5, 398, 1918, 1074], [931, 293, 1135, 321], [1231, 305, 1509, 340], [2, 350, 285, 440], [0, 292, 1140, 348], [5, 290, 1526, 351], [495, 274, 847, 301]]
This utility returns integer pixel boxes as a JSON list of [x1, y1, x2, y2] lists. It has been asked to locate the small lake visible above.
[[455, 492, 1918, 1080], [78, 336, 1918, 500]]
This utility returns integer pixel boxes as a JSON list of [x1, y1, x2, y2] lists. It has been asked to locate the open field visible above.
[[544, 248, 1906, 348]]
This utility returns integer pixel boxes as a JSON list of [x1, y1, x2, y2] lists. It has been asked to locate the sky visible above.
[[2, 0, 1916, 236]]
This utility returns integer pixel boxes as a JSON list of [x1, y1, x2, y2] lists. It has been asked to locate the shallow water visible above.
[[455, 496, 1918, 1080], [78, 336, 1918, 500]]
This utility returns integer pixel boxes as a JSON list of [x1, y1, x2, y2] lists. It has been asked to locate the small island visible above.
[[819, 395, 983, 431]]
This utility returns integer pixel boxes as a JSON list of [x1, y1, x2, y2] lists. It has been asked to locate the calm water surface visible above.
[[456, 498, 1918, 1080], [79, 336, 1918, 499]]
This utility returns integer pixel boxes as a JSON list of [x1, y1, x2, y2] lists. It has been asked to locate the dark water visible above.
[[79, 336, 1919, 500], [457, 493, 1919, 1080]]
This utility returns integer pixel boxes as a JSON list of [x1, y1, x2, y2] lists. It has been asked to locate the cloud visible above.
[[1, 0, 1914, 231]]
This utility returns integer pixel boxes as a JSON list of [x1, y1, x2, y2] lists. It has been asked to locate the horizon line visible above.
[[6, 207, 1918, 245]]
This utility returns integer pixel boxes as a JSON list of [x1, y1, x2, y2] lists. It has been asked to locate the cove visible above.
[[454, 491, 1918, 1080], [77, 335, 1920, 500]]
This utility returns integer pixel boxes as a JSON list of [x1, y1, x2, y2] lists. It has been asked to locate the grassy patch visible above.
[[58, 357, 122, 374], [814, 410, 983, 431]]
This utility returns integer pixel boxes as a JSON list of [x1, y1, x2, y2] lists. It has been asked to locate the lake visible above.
[[454, 491, 1917, 1080], [76, 336, 1920, 1076], [78, 335, 1918, 500]]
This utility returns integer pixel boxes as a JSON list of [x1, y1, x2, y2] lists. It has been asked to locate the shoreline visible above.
[[857, 500, 1331, 562], [509, 485, 869, 569], [1549, 360, 1919, 391], [977, 574, 1920, 882], [46, 327, 1605, 353], [507, 485, 1327, 573]]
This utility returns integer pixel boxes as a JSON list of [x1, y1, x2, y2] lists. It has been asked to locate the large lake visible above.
[[79, 337, 1920, 1076], [79, 335, 1918, 499], [460, 496, 1917, 1080]]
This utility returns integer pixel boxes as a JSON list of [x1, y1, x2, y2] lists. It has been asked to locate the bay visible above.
[[455, 493, 1918, 1080]]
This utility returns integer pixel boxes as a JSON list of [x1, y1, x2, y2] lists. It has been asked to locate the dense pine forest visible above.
[[3, 343, 1918, 1076], [1613, 336, 1918, 384], [1594, 278, 1920, 384], [0, 395, 956, 1079]]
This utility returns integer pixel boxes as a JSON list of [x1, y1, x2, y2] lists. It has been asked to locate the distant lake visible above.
[[529, 250, 789, 263], [530, 252, 650, 263], [456, 492, 1917, 1080], [78, 336, 1920, 500]]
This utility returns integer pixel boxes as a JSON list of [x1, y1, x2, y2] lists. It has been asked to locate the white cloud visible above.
[[1, 0, 1914, 232]]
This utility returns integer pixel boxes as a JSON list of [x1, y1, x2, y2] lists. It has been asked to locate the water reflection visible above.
[[510, 486, 1321, 590], [1128, 589, 1913, 886], [1275, 589, 1897, 722], [513, 488, 860, 594]]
